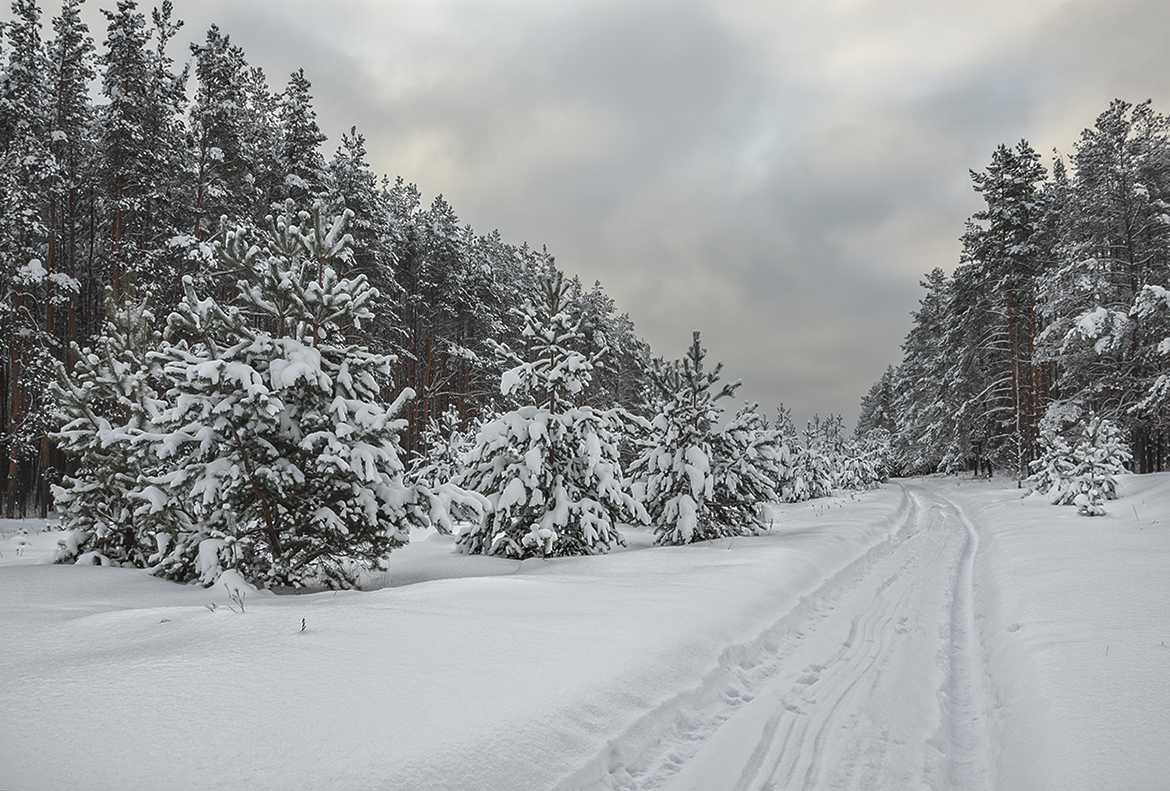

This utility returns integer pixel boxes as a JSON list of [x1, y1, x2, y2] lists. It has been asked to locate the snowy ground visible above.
[[1, 475, 1167, 790]]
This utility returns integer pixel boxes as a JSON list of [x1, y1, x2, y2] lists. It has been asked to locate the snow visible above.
[[948, 473, 1170, 791], [17, 258, 46, 283], [500, 365, 523, 396], [1, 475, 1168, 790]]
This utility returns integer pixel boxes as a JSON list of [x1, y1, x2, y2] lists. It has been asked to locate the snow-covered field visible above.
[[2, 475, 1167, 790]]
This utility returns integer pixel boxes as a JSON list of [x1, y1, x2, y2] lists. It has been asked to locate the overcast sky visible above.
[[61, 0, 1170, 425]]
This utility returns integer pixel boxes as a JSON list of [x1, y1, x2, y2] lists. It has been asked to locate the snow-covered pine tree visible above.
[[834, 439, 882, 491], [1069, 414, 1132, 514], [51, 292, 183, 566], [328, 127, 400, 351], [630, 331, 745, 544], [709, 402, 788, 532], [456, 266, 644, 558], [1036, 102, 1170, 471], [0, 0, 56, 519], [277, 67, 329, 204], [44, 0, 95, 345], [785, 415, 836, 501], [856, 365, 897, 438], [95, 0, 154, 288], [565, 276, 652, 413], [410, 407, 472, 490], [963, 140, 1051, 481], [152, 200, 423, 588], [890, 269, 958, 475], [188, 25, 255, 239], [1028, 413, 1131, 515], [1133, 276, 1170, 421], [1027, 428, 1077, 503], [857, 428, 894, 483], [773, 405, 811, 502], [407, 406, 486, 535]]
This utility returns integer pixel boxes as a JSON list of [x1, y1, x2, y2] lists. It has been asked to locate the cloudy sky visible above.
[[69, 0, 1170, 424]]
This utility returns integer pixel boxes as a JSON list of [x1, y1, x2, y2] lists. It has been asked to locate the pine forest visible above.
[[1, 1, 1167, 589], [857, 100, 1170, 482]]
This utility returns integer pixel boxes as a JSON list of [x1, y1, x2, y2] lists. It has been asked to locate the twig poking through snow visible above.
[[224, 583, 246, 614]]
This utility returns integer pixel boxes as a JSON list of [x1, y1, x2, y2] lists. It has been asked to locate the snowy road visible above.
[[592, 485, 992, 791]]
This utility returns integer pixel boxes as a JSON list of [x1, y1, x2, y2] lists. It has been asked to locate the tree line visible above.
[[51, 216, 890, 588], [858, 99, 1170, 480], [0, 0, 654, 517]]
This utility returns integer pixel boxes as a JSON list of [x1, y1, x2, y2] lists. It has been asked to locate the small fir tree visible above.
[[408, 407, 486, 535], [51, 292, 184, 566], [856, 428, 894, 484], [630, 331, 745, 544], [1028, 414, 1132, 515], [456, 266, 645, 558], [709, 402, 789, 532], [781, 415, 836, 502]]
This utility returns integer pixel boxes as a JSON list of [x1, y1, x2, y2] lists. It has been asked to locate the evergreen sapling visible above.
[[457, 266, 645, 558]]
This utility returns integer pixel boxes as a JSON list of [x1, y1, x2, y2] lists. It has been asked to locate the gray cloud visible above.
[[58, 0, 1170, 426]]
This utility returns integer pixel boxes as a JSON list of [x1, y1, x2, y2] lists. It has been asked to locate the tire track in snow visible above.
[[934, 492, 993, 791], [566, 484, 994, 791], [712, 488, 956, 791], [554, 486, 919, 791]]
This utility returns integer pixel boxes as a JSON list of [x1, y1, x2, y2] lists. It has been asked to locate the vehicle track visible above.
[[572, 484, 992, 791]]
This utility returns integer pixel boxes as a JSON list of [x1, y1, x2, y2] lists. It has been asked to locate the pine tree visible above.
[[136, 1, 191, 303], [456, 266, 644, 558], [962, 140, 1051, 480], [1133, 276, 1170, 423], [188, 24, 253, 239], [856, 364, 896, 438], [709, 402, 788, 530], [152, 200, 422, 588], [410, 407, 472, 489], [44, 0, 94, 352], [1037, 101, 1170, 470], [94, 0, 149, 295], [630, 331, 744, 544], [772, 404, 811, 502], [407, 406, 486, 535], [277, 67, 328, 203], [940, 254, 1001, 473], [890, 271, 960, 475], [329, 126, 400, 350], [1, 0, 54, 517], [1028, 414, 1131, 515], [51, 291, 181, 566], [566, 277, 652, 413], [798, 415, 841, 498], [238, 64, 282, 214], [1027, 429, 1077, 503]]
